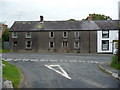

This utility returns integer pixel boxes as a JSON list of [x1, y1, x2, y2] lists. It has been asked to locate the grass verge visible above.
[[110, 55, 120, 70], [2, 60, 23, 88], [0, 49, 10, 53]]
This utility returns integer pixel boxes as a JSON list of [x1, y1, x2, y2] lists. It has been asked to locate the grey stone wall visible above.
[[9, 30, 97, 53]]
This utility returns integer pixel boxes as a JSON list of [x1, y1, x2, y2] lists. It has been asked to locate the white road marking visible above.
[[60, 60, 63, 62], [94, 61, 98, 64], [5, 58, 13, 61], [45, 64, 71, 80], [90, 61, 94, 63], [30, 59, 36, 61], [2, 58, 105, 65], [64, 60, 67, 62], [13, 59, 22, 61], [41, 59, 45, 61], [54, 60, 57, 61], [69, 60, 77, 62], [22, 59, 30, 61], [82, 61, 86, 63]]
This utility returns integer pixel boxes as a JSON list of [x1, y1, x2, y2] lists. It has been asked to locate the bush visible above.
[[110, 54, 120, 70], [2, 28, 9, 42]]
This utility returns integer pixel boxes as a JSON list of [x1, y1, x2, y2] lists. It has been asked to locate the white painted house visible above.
[[97, 30, 118, 53]]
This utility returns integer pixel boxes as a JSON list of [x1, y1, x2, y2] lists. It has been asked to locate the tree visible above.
[[83, 13, 112, 20], [68, 19, 76, 21], [2, 28, 9, 41]]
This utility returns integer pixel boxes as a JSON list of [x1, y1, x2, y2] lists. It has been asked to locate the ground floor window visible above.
[[49, 42, 54, 48], [74, 42, 79, 48], [26, 40, 32, 49], [13, 41, 18, 46], [102, 40, 109, 50], [62, 41, 68, 48]]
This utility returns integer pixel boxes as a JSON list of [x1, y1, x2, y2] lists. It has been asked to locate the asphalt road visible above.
[[2, 53, 120, 88]]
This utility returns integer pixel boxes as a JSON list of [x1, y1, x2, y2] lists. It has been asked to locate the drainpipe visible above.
[[89, 30, 90, 53]]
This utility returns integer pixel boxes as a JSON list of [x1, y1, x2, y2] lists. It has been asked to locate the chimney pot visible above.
[[88, 14, 92, 20], [40, 16, 44, 22]]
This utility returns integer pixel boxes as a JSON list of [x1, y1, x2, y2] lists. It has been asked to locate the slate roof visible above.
[[10, 20, 118, 31]]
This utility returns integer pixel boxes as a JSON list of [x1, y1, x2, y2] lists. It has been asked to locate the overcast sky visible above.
[[0, 0, 119, 27]]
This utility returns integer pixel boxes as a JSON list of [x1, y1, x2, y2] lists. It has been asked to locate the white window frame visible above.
[[74, 42, 79, 48], [63, 32, 68, 38], [49, 42, 54, 48], [74, 32, 79, 38], [102, 40, 109, 51], [26, 32, 32, 38], [26, 40, 32, 49], [12, 32, 18, 38], [49, 32, 54, 38], [102, 30, 109, 38], [62, 41, 68, 48]]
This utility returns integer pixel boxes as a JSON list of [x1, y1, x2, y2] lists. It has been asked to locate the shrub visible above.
[[110, 54, 120, 70]]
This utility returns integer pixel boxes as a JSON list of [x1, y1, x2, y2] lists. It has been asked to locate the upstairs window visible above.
[[74, 42, 79, 48], [63, 32, 68, 38], [102, 30, 109, 38], [74, 32, 79, 38], [12, 32, 18, 38], [49, 42, 54, 48], [49, 32, 54, 38], [26, 32, 32, 38]]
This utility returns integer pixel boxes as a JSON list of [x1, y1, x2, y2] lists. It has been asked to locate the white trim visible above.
[[74, 32, 79, 38], [63, 32, 68, 38], [26, 40, 32, 49], [62, 41, 68, 48], [49, 42, 54, 48], [26, 32, 32, 38], [49, 32, 54, 38], [12, 32, 18, 38], [74, 42, 79, 48]]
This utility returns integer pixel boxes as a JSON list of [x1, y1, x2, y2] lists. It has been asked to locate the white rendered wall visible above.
[[97, 30, 118, 53]]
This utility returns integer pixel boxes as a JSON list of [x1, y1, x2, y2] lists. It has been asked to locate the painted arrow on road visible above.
[[45, 65, 71, 80]]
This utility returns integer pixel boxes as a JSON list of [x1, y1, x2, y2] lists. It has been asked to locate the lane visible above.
[[10, 60, 119, 88], [2, 53, 113, 63], [2, 53, 119, 88]]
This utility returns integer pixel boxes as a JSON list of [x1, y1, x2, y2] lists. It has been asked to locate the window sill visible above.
[[74, 48, 80, 50], [26, 37, 32, 39], [12, 37, 18, 38], [25, 48, 32, 50]]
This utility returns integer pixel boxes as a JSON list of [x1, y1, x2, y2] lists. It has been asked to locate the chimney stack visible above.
[[40, 16, 44, 22], [88, 14, 92, 20]]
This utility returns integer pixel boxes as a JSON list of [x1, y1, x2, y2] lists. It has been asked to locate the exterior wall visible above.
[[97, 30, 118, 53], [0, 24, 7, 38], [9, 30, 97, 53]]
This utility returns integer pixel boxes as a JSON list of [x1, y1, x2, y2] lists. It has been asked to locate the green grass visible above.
[[110, 55, 120, 70], [0, 49, 10, 53], [2, 60, 23, 88]]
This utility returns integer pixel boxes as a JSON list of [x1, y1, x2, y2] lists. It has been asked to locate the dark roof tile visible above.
[[10, 20, 118, 31]]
